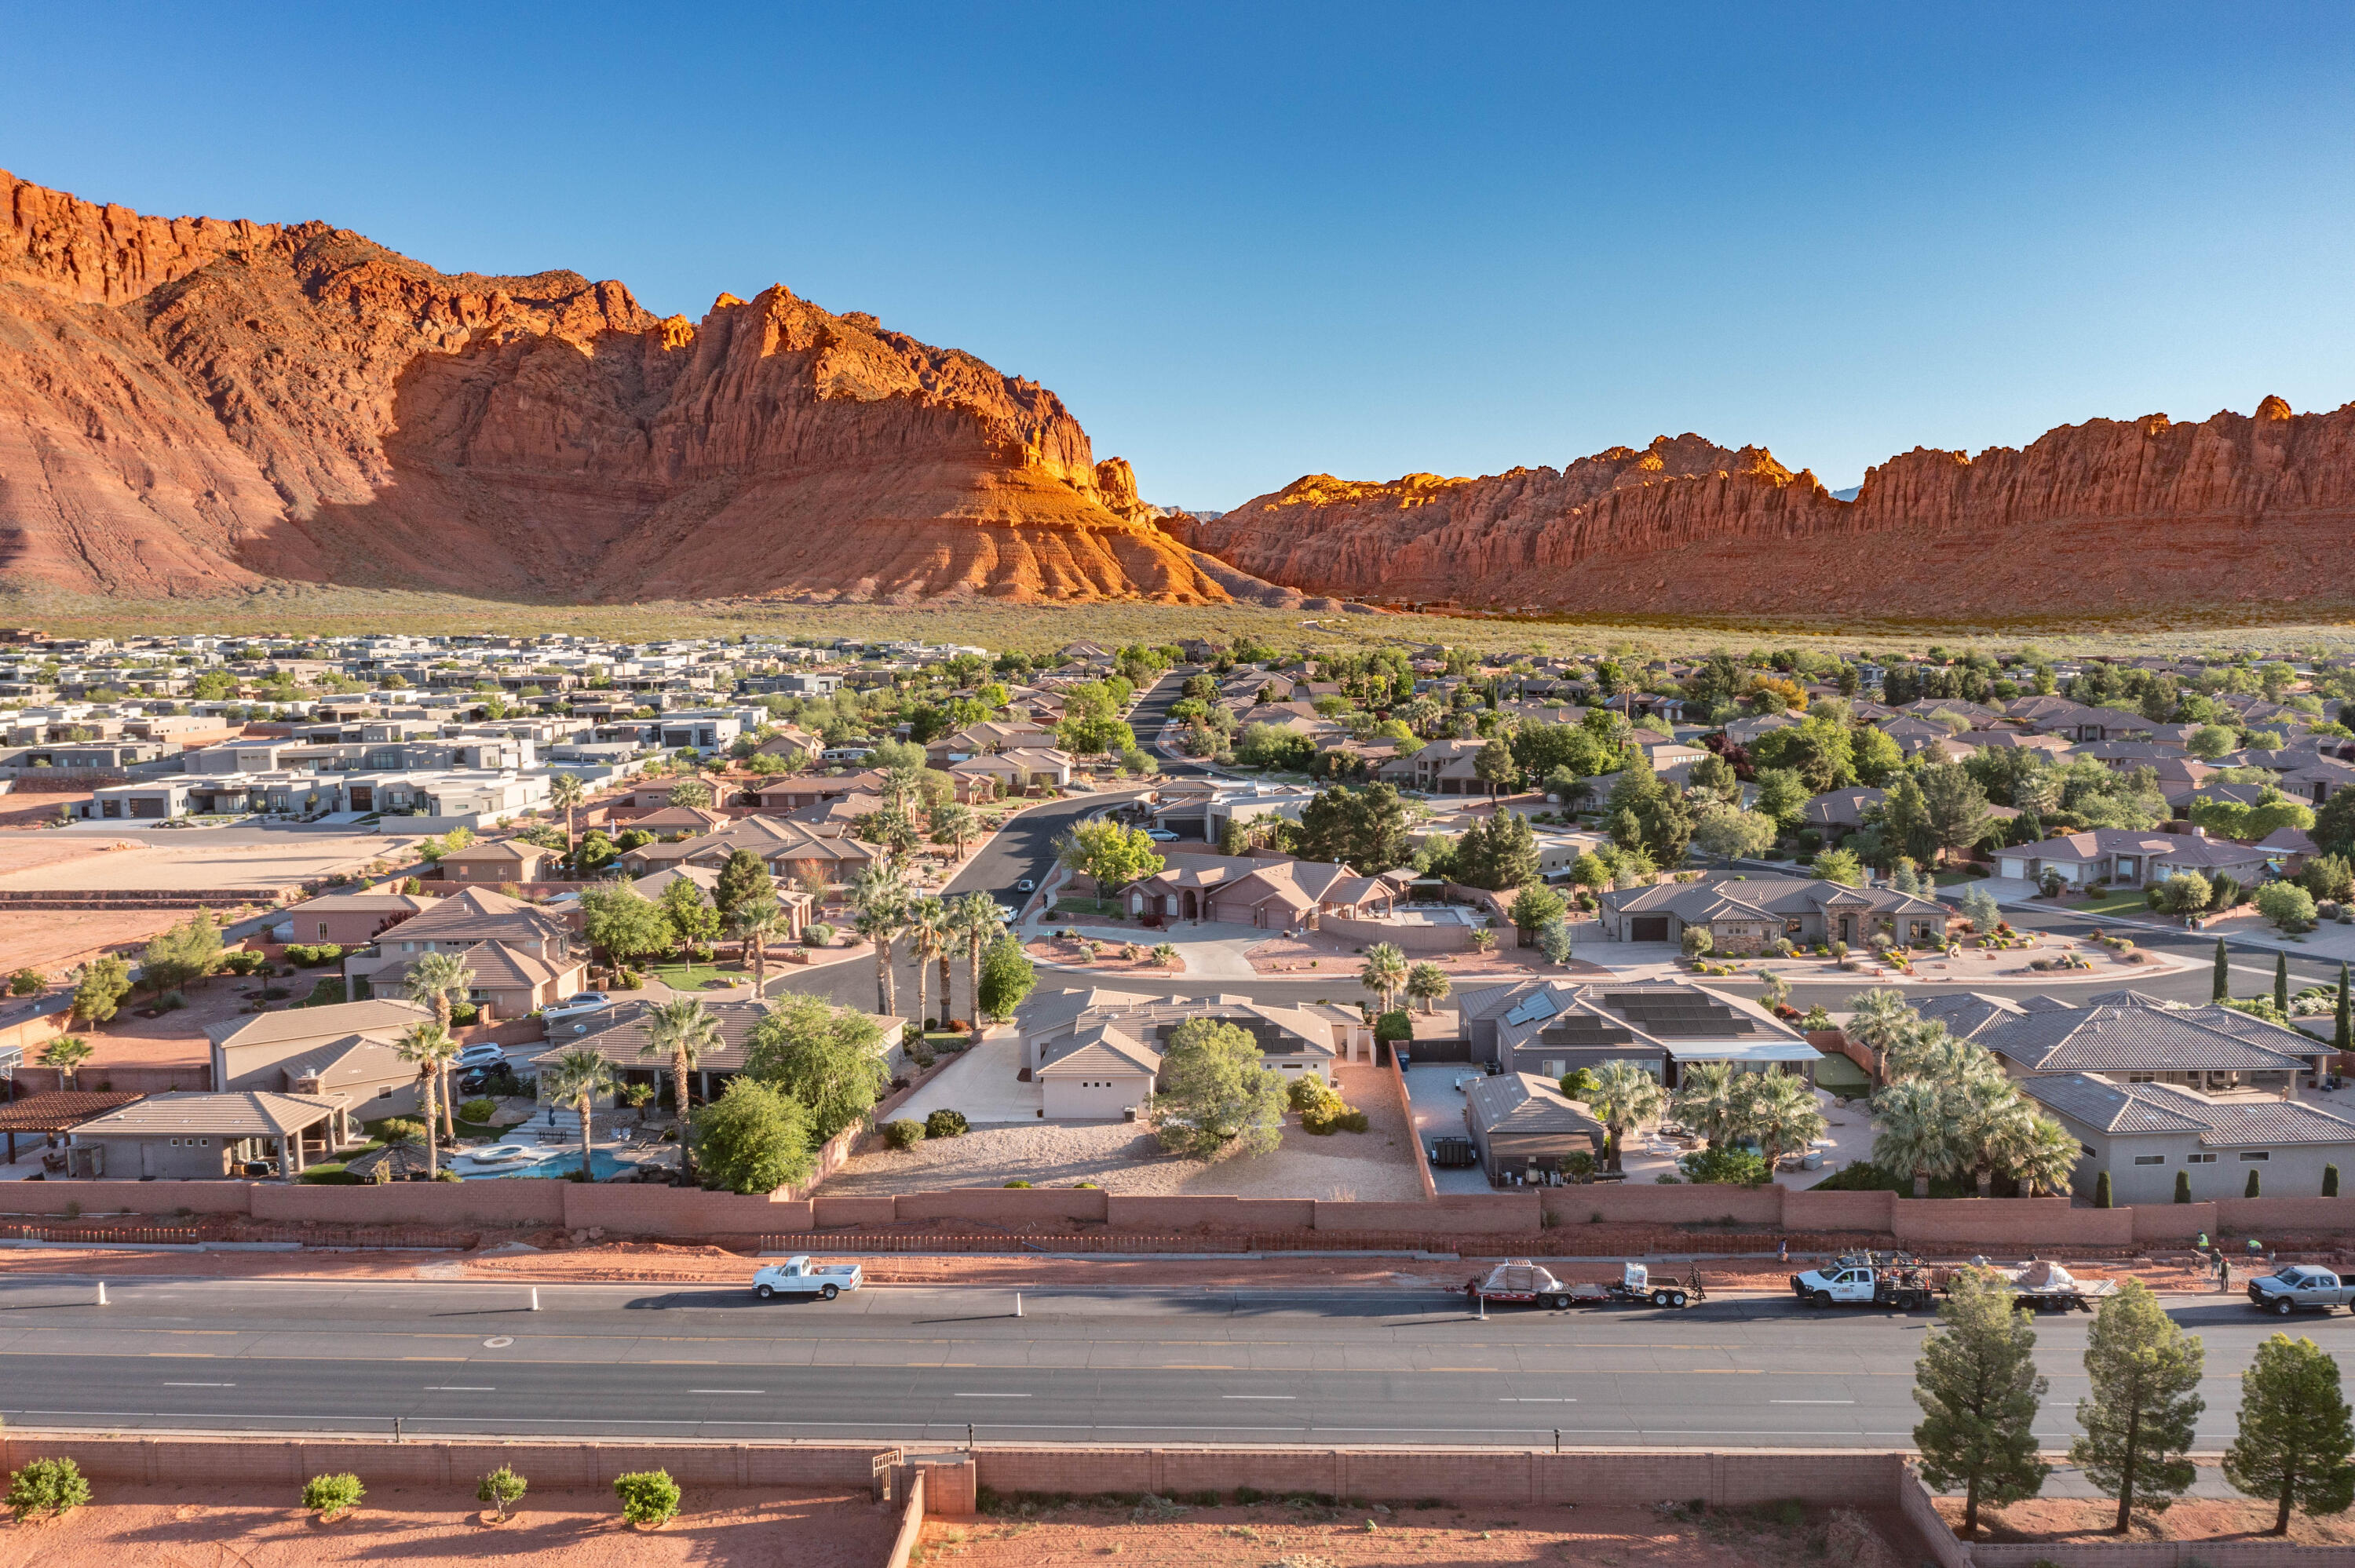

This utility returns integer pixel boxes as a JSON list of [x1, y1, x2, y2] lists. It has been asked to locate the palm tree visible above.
[[1880, 1017, 1964, 1086], [542, 1045, 618, 1183], [730, 897, 786, 1001], [930, 802, 978, 859], [1359, 943, 1408, 1014], [38, 1034, 92, 1090], [1404, 961, 1451, 1015], [851, 864, 908, 1012], [954, 892, 1005, 1025], [1842, 986, 1915, 1088], [640, 997, 722, 1183], [1669, 1060, 1744, 1148], [906, 896, 950, 1030], [394, 1022, 459, 1178], [549, 771, 586, 868], [1871, 1076, 1960, 1198], [1744, 1071, 1827, 1170], [1585, 1059, 1664, 1172], [403, 950, 476, 1141], [1999, 1112, 2083, 1198]]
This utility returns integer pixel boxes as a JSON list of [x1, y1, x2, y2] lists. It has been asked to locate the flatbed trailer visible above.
[[1466, 1261, 1694, 1310]]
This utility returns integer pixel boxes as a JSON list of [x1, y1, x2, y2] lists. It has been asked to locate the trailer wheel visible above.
[[1811, 1289, 1832, 1308], [1650, 1289, 1669, 1307], [1544, 1293, 1568, 1310], [1669, 1290, 1688, 1309], [2276, 1296, 2297, 1316]]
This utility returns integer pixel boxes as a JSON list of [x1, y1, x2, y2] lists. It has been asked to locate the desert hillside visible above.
[[1171, 403, 2355, 619], [0, 170, 1233, 604]]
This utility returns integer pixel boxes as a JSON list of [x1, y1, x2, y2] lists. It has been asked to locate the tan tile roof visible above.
[[74, 1090, 341, 1138]]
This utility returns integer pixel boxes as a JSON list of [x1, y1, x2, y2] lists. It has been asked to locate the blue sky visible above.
[[6, 3, 2353, 509]]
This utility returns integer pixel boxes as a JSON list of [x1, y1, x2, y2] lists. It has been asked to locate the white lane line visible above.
[[952, 1392, 1031, 1398], [692, 1388, 766, 1395], [1222, 1395, 1295, 1401], [1771, 1398, 1855, 1405], [161, 1381, 233, 1387], [423, 1386, 496, 1391], [1500, 1397, 1575, 1402]]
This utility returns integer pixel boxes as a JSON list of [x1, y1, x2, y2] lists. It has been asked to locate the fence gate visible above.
[[871, 1448, 904, 1502]]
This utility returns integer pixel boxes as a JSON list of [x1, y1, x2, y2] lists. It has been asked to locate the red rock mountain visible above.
[[0, 170, 1235, 603], [1172, 404, 2355, 619]]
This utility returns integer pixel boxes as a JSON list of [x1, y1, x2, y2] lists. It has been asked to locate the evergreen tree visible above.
[[2335, 963, 2350, 1056], [1913, 1267, 2050, 1539], [714, 848, 774, 921], [2214, 938, 2230, 1003], [2328, 1164, 2341, 1199], [2276, 951, 2291, 1015], [2072, 1278, 2206, 1532], [2223, 1333, 2355, 1534], [2248, 1168, 2263, 1198]]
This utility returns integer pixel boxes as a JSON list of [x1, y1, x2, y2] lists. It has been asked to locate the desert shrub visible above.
[[302, 1472, 364, 1515], [924, 1108, 969, 1139], [613, 1468, 681, 1526], [1003, 1180, 1034, 1188], [805, 922, 835, 946], [8, 1457, 90, 1520], [283, 943, 346, 968], [1372, 1009, 1411, 1044], [478, 1464, 528, 1521], [158, 990, 187, 1011], [458, 1097, 498, 1124], [1678, 1145, 1770, 1186], [882, 1118, 926, 1150], [7, 968, 42, 995]]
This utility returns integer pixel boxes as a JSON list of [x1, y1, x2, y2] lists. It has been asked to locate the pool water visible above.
[[460, 1147, 637, 1180]]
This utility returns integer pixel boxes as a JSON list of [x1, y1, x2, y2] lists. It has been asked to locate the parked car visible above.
[[1144, 829, 1179, 841], [455, 1042, 508, 1069], [458, 1063, 518, 1096], [994, 904, 1019, 923], [1014, 879, 1036, 894], [2247, 1264, 2355, 1315], [751, 1256, 863, 1301], [540, 991, 612, 1023]]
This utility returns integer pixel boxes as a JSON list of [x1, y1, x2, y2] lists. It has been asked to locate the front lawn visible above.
[[645, 962, 744, 990], [2069, 888, 2162, 919]]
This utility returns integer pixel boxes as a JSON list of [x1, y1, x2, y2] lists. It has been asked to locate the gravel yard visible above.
[[822, 1063, 1424, 1199]]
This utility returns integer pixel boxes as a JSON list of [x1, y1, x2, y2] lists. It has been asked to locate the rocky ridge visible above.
[[1172, 403, 2355, 619], [0, 170, 1241, 603]]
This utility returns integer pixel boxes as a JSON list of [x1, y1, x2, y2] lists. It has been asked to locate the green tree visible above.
[[1508, 884, 1568, 943], [689, 1078, 816, 1194], [977, 932, 1035, 1019], [2224, 1332, 2355, 1534], [1753, 768, 1810, 832], [2214, 937, 2231, 1003], [904, 895, 951, 1028], [1878, 772, 1936, 865], [742, 992, 883, 1141], [301, 1472, 363, 1516], [1405, 960, 1451, 1013], [713, 848, 774, 921], [70, 955, 130, 1026], [1851, 725, 1904, 786], [394, 1022, 458, 1176], [477, 1464, 528, 1523], [1294, 782, 1411, 872], [1692, 802, 1778, 865], [582, 885, 674, 971], [402, 950, 475, 1140], [2157, 871, 2211, 918], [2277, 950, 2293, 1012], [1918, 763, 1995, 862], [1474, 738, 1518, 799], [1814, 846, 1864, 887], [36, 1035, 92, 1090], [140, 909, 224, 996], [548, 771, 586, 864], [2072, 1278, 2206, 1532], [1148, 1017, 1286, 1160], [952, 892, 1006, 1023], [641, 997, 722, 1180], [542, 1043, 617, 1182], [6, 1456, 90, 1521], [1912, 1267, 2050, 1539], [1358, 942, 1408, 1012], [730, 896, 787, 1001], [1056, 819, 1166, 894], [658, 875, 721, 958], [1751, 713, 1856, 793], [666, 776, 714, 811], [2337, 962, 2352, 1058]]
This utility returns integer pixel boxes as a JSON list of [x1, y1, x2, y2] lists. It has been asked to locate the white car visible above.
[[1015, 879, 1036, 894], [455, 1042, 508, 1070], [752, 1256, 863, 1301], [540, 991, 612, 1023]]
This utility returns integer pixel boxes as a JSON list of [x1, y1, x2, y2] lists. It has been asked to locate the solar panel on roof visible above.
[[1502, 992, 1561, 1026]]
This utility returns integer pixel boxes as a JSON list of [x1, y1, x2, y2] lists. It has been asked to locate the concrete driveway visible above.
[[886, 1024, 1040, 1125], [1401, 1063, 1491, 1194], [1053, 919, 1269, 981]]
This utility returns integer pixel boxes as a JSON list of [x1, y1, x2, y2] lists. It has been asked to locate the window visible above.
[[317, 922, 330, 939], [2241, 1150, 2271, 1162], [2127, 1073, 2157, 1083], [2080, 1144, 2097, 1158], [2133, 1155, 2165, 1166], [377, 1085, 393, 1099], [169, 1138, 180, 1147], [2187, 1152, 2218, 1165]]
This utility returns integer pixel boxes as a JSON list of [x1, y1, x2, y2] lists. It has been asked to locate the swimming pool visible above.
[[458, 1147, 638, 1180]]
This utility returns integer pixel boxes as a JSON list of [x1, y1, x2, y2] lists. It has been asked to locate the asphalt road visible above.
[[0, 1277, 2331, 1447]]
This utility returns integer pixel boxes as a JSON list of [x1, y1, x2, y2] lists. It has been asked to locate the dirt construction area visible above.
[[1938, 1493, 2355, 1547], [820, 1063, 1425, 1201], [0, 1482, 898, 1567], [0, 832, 410, 892], [924, 1497, 1918, 1568]]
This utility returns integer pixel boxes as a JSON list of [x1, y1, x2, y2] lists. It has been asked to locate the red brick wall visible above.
[[1542, 1183, 1783, 1226], [1891, 1198, 2133, 1248], [2132, 1201, 2218, 1243], [564, 1183, 805, 1237], [0, 1433, 881, 1490], [812, 1195, 899, 1228], [1313, 1195, 1541, 1233], [1101, 1195, 1318, 1231], [895, 1188, 1111, 1224], [1785, 1188, 1898, 1231], [2217, 1194, 2355, 1233], [1390, 1051, 1437, 1201], [0, 1180, 251, 1216], [251, 1180, 567, 1227], [12, 1063, 213, 1095]]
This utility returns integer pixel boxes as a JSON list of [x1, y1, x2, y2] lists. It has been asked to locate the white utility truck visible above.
[[751, 1256, 863, 1301]]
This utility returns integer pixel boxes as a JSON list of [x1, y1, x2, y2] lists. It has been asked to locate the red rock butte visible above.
[[1170, 403, 2355, 620], [0, 170, 1234, 604]]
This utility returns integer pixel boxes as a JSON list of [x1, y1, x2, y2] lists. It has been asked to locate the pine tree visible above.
[[2174, 1169, 2192, 1204], [2094, 1170, 2112, 1208], [2335, 963, 2351, 1056], [2276, 952, 2291, 1016], [2072, 1278, 2206, 1532], [2223, 1333, 2355, 1534], [2248, 1168, 2263, 1198], [2327, 1164, 2341, 1199], [1912, 1268, 2050, 1538], [2213, 938, 2230, 1003]]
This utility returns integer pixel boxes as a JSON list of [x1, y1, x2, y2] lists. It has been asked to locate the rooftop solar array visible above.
[[1601, 991, 1756, 1037], [1502, 992, 1562, 1027], [1537, 1015, 1638, 1047]]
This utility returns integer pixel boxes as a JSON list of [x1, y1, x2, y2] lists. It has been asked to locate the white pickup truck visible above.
[[2247, 1264, 2355, 1316], [751, 1256, 863, 1301], [1790, 1260, 1937, 1311]]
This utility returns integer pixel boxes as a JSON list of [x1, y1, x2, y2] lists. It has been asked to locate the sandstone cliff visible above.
[[0, 170, 1228, 603], [1176, 407, 2355, 619]]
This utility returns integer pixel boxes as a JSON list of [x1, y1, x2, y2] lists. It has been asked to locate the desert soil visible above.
[[0, 835, 412, 892], [0, 1482, 900, 1567], [823, 1063, 1424, 1201], [1939, 1493, 2355, 1546], [924, 1499, 1915, 1568]]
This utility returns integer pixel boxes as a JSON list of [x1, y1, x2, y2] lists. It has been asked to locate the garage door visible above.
[[1631, 916, 1670, 943]]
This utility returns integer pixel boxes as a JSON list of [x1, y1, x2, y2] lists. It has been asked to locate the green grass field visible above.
[[645, 962, 743, 990]]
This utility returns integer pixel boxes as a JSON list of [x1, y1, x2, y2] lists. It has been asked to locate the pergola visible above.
[[0, 1092, 145, 1165]]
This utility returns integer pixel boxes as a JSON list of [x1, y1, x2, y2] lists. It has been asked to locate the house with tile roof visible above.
[[1448, 977, 1816, 1085], [1463, 1072, 1608, 1183], [1910, 990, 2330, 1095], [207, 997, 437, 1118], [64, 1089, 356, 1180], [341, 886, 589, 1019], [1018, 987, 1372, 1119], [534, 994, 903, 1110], [1122, 856, 1402, 929], [1992, 827, 2270, 890], [2022, 1071, 2355, 1203], [1597, 874, 1948, 953]]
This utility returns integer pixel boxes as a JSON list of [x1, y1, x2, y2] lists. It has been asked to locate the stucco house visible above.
[[63, 1090, 356, 1180], [1123, 856, 1402, 928], [1462, 1072, 1607, 1184], [2023, 1071, 2355, 1205], [1992, 828, 2271, 889], [1019, 988, 1371, 1120], [206, 997, 437, 1117], [1596, 874, 1949, 952]]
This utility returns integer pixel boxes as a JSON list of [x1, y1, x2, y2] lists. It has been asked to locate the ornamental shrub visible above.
[[477, 1464, 528, 1521], [924, 1108, 969, 1139], [882, 1118, 926, 1150], [302, 1472, 364, 1516], [613, 1468, 681, 1526], [7, 1457, 89, 1520]]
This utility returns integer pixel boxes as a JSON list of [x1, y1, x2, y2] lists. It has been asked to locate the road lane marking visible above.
[[692, 1389, 766, 1395], [423, 1386, 496, 1391], [953, 1393, 1030, 1398], [1500, 1397, 1575, 1402], [1222, 1395, 1295, 1400], [162, 1381, 232, 1387]]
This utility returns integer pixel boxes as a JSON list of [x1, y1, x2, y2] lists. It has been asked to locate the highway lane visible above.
[[0, 1277, 2335, 1448]]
